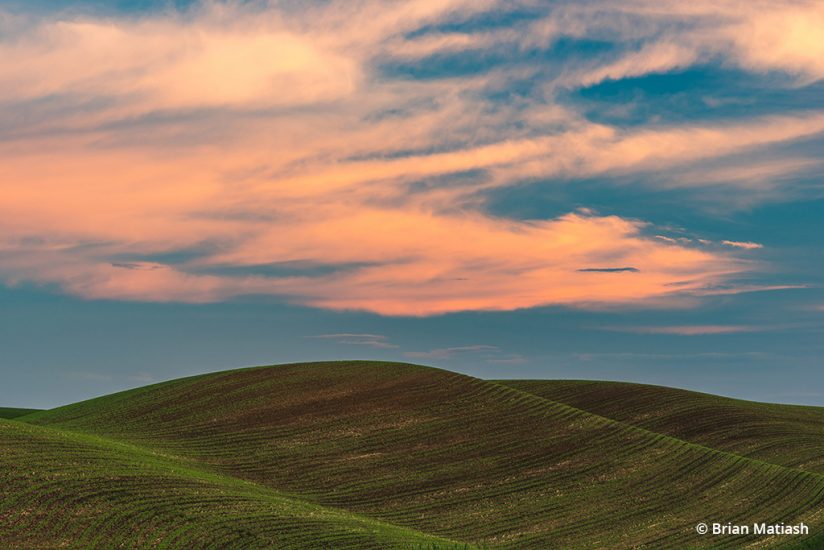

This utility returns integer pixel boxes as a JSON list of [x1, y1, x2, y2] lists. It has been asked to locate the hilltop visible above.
[[4, 361, 824, 548]]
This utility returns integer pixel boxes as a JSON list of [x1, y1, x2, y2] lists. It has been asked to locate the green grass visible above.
[[0, 418, 465, 549], [498, 379, 824, 473], [5, 361, 824, 548], [0, 407, 42, 419]]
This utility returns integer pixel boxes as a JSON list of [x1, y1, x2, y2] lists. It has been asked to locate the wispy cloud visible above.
[[721, 240, 764, 250], [603, 324, 775, 336], [577, 267, 640, 273], [575, 350, 771, 361], [690, 284, 807, 297], [405, 345, 527, 365], [485, 355, 528, 365], [0, 0, 819, 316], [309, 333, 398, 349], [111, 262, 164, 271], [405, 345, 499, 360]]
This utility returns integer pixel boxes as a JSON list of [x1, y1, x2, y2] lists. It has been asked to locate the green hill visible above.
[[0, 407, 42, 419], [5, 361, 824, 548], [0, 418, 464, 549], [498, 379, 824, 473]]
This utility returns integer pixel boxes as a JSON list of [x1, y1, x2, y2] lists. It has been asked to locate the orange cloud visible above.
[[0, 19, 359, 112], [0, 155, 742, 313], [382, 1, 824, 88], [725, 2, 824, 82], [0, 0, 816, 316], [563, 0, 824, 84]]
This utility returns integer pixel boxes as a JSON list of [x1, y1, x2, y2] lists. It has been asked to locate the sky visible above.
[[1, 0, 823, 408]]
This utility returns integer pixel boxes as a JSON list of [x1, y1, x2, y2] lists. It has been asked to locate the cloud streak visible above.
[[577, 267, 640, 273], [721, 241, 764, 250], [309, 333, 398, 349], [606, 325, 768, 336], [405, 345, 499, 360]]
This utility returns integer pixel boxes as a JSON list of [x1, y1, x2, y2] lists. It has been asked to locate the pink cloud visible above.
[[721, 241, 764, 250], [726, 2, 824, 83], [0, 0, 816, 316]]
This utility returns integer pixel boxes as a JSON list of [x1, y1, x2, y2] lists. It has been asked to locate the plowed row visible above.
[[501, 379, 824, 473], [6, 362, 824, 548]]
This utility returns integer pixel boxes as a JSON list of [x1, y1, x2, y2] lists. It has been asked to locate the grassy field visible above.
[[499, 379, 824, 473], [4, 361, 824, 548], [0, 407, 42, 419], [0, 419, 465, 549]]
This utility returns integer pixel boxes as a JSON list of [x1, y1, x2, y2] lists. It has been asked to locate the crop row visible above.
[[22, 362, 824, 548]]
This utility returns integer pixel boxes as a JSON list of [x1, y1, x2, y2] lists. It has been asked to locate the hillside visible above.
[[0, 418, 461, 549], [0, 407, 42, 419], [5, 361, 824, 548], [498, 379, 824, 473]]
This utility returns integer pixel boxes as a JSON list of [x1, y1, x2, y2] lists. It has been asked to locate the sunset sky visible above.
[[2, 0, 823, 408]]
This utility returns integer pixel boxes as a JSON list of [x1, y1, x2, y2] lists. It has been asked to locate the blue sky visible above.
[[1, 0, 823, 408]]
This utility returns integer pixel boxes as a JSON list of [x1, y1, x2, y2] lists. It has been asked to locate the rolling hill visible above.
[[0, 418, 462, 549], [498, 379, 824, 474], [4, 361, 824, 548], [0, 407, 42, 420]]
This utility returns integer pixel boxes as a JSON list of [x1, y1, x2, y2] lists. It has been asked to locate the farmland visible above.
[[499, 380, 824, 473], [4, 361, 824, 548], [0, 408, 42, 420]]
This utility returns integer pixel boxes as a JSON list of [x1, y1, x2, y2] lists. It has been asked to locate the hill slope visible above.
[[0, 417, 462, 549], [498, 379, 824, 474], [13, 361, 824, 548], [0, 407, 42, 419]]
